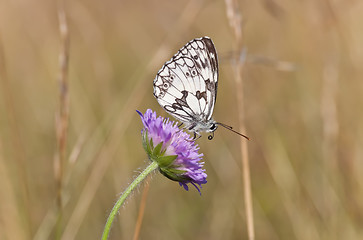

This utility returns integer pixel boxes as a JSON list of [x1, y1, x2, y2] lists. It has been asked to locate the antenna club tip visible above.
[[242, 135, 250, 141]]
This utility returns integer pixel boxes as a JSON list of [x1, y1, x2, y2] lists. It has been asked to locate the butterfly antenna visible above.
[[217, 122, 250, 140]]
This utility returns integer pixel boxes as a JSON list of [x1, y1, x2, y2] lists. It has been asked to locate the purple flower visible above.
[[137, 109, 207, 193]]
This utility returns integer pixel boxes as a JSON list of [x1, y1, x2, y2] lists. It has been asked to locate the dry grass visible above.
[[224, 0, 254, 239], [0, 0, 363, 239]]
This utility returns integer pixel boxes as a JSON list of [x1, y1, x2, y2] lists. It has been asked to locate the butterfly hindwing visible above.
[[153, 37, 218, 128]]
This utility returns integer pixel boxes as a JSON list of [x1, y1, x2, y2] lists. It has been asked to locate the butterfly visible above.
[[153, 36, 249, 140]]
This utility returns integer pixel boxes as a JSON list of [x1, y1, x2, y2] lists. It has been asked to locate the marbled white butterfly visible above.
[[153, 36, 249, 140]]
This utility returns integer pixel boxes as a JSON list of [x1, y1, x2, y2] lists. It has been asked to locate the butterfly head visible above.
[[207, 121, 218, 140], [189, 119, 218, 140], [207, 121, 218, 133]]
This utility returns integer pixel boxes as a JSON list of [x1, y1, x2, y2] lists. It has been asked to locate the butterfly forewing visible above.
[[153, 37, 218, 129]]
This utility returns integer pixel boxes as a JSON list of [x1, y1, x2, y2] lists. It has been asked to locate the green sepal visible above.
[[160, 148, 167, 156], [159, 167, 189, 182], [152, 142, 163, 157], [149, 137, 154, 149], [141, 130, 187, 182], [147, 132, 151, 153], [141, 131, 149, 153], [157, 154, 178, 168]]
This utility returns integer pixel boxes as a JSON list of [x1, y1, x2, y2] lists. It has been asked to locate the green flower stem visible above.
[[101, 161, 158, 240]]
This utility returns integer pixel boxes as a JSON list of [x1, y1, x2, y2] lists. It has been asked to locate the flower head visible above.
[[137, 109, 207, 193]]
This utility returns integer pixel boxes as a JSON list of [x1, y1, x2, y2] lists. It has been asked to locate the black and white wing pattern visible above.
[[153, 36, 219, 135]]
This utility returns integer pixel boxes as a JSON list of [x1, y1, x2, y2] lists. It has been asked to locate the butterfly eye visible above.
[[210, 123, 216, 131]]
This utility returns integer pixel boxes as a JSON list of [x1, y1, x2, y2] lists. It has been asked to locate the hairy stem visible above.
[[102, 161, 158, 240]]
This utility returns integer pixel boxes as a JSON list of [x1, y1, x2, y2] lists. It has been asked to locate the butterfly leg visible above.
[[192, 132, 202, 141], [175, 124, 190, 138]]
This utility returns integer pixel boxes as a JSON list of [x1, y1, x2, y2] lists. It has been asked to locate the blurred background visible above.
[[1, 0, 363, 239]]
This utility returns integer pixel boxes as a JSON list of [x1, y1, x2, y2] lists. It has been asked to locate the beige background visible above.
[[0, 0, 362, 239]]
